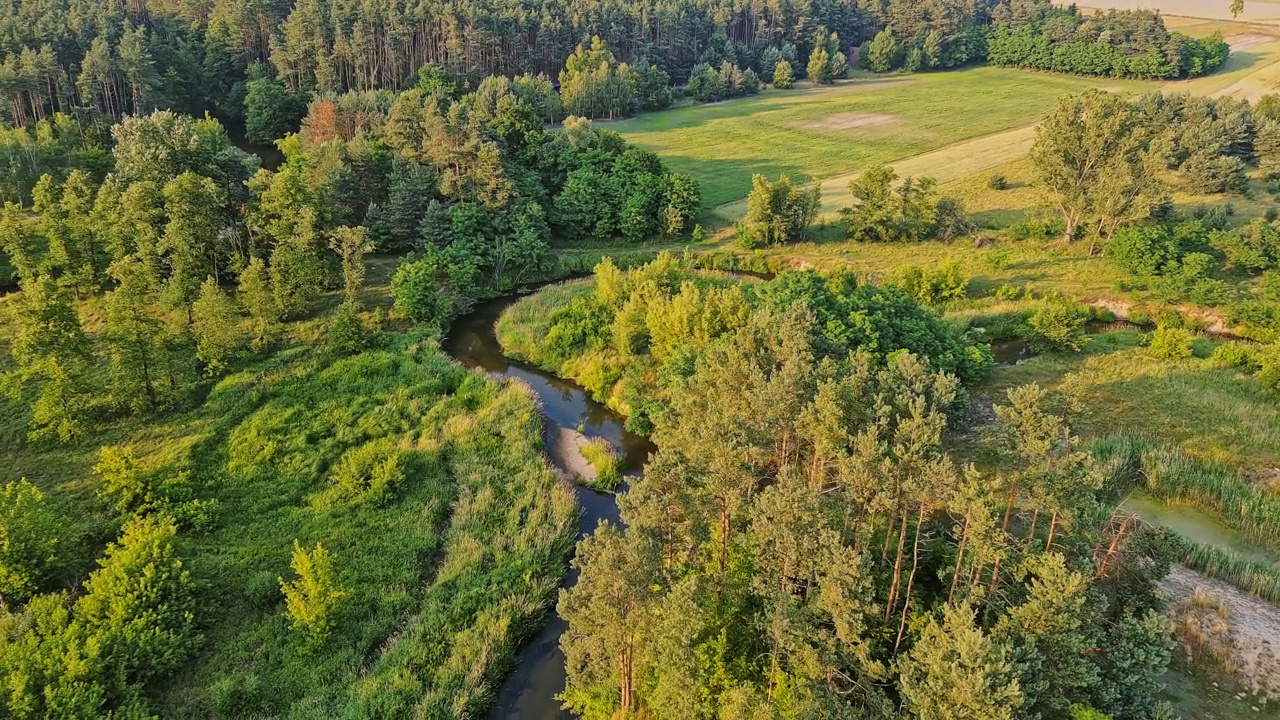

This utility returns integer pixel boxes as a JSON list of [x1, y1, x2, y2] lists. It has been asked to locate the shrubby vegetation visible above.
[[498, 253, 992, 434], [737, 175, 820, 248], [842, 164, 971, 243]]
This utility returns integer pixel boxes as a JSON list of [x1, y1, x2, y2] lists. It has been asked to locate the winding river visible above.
[[442, 291, 653, 719]]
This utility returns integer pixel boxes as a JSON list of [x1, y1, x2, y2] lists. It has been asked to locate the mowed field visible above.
[[613, 17, 1280, 221], [610, 68, 1151, 210]]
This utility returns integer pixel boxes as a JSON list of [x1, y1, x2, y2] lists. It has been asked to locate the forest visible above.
[[0, 0, 1229, 134]]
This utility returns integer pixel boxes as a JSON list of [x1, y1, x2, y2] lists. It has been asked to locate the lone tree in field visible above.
[[1030, 90, 1158, 248], [739, 174, 820, 247], [280, 540, 349, 645], [1232, 0, 1245, 19]]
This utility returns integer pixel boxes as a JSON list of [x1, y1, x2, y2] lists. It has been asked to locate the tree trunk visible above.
[[895, 504, 927, 653], [885, 505, 909, 622]]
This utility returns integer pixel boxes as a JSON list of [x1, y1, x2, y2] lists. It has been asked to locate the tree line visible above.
[[1, 0, 1231, 135], [1, 67, 699, 440]]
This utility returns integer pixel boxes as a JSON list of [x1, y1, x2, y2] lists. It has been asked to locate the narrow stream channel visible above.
[[442, 292, 654, 719]]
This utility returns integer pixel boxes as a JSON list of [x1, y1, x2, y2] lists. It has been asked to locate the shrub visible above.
[[892, 262, 968, 307], [1026, 295, 1089, 352], [987, 174, 1009, 191], [391, 258, 451, 327], [1209, 340, 1260, 370], [1257, 343, 1280, 396], [579, 437, 624, 491], [326, 301, 380, 355], [1146, 326, 1196, 360], [280, 541, 349, 646], [329, 438, 407, 505]]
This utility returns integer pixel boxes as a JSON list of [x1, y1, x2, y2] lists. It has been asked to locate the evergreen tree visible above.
[[773, 60, 795, 89], [161, 172, 229, 321], [329, 226, 369, 304], [104, 257, 179, 412], [898, 604, 1023, 720], [0, 479, 64, 608]]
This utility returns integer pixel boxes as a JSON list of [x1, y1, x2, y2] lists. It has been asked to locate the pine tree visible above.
[[898, 603, 1023, 720], [161, 172, 228, 321], [0, 479, 63, 608]]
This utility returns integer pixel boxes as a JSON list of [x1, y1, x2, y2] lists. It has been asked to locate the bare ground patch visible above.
[[804, 112, 898, 131], [1162, 567, 1280, 702]]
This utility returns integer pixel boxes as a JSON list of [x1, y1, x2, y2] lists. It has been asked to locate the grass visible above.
[[610, 67, 1154, 210], [493, 279, 595, 370], [0, 285, 578, 716], [579, 437, 624, 492]]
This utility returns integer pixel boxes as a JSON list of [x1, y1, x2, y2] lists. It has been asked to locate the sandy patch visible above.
[[1229, 34, 1278, 51], [805, 112, 897, 131], [548, 427, 597, 482], [1162, 567, 1280, 701]]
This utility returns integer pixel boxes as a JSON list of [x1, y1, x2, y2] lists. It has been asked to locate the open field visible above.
[[1084, 1, 1280, 23], [613, 17, 1280, 223], [611, 68, 1153, 209]]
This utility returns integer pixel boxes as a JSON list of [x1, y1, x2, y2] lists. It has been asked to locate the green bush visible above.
[[329, 438, 408, 506], [1026, 295, 1089, 352], [987, 174, 1008, 191], [1209, 340, 1259, 370], [1146, 326, 1196, 360], [892, 262, 968, 306]]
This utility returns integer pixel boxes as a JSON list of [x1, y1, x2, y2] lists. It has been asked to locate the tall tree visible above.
[[2, 274, 95, 442]]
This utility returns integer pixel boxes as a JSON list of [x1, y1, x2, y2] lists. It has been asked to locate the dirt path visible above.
[[1163, 566, 1280, 701]]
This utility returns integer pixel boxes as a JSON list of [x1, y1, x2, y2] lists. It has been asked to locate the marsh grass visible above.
[[579, 437, 624, 492]]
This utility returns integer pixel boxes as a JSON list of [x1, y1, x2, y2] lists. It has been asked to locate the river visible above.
[[442, 291, 653, 719]]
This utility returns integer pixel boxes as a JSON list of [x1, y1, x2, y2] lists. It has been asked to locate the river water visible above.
[[442, 292, 653, 719]]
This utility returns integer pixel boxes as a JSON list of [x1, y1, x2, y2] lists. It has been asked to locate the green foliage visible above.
[[804, 29, 846, 85], [244, 76, 305, 144], [0, 480, 63, 607], [1209, 340, 1259, 371], [269, 209, 332, 319], [390, 257, 452, 328], [237, 256, 281, 351], [900, 604, 1022, 720], [280, 540, 349, 646], [988, 12, 1228, 79], [579, 437, 623, 491], [863, 29, 900, 74], [325, 301, 381, 355], [1146, 326, 1196, 360], [987, 174, 1009, 191], [328, 439, 408, 506], [772, 60, 794, 89], [2, 273, 96, 443], [841, 164, 969, 243], [891, 261, 969, 307], [192, 277, 248, 375], [740, 174, 820, 247], [1026, 295, 1089, 353], [559, 37, 638, 120]]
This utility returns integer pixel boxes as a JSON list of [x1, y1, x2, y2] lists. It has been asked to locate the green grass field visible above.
[[610, 68, 1153, 210]]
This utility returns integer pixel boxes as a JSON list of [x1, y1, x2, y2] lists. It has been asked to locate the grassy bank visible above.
[[0, 293, 578, 715]]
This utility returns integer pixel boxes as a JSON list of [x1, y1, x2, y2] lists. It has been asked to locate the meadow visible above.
[[0, 287, 578, 716], [610, 68, 1152, 209]]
